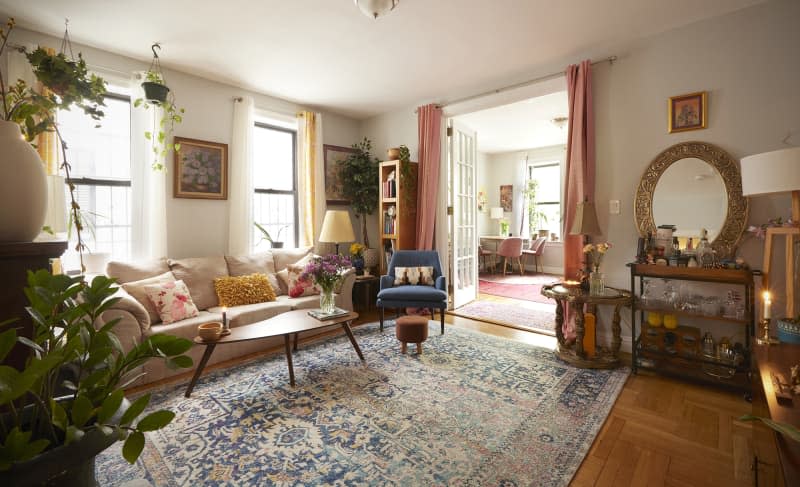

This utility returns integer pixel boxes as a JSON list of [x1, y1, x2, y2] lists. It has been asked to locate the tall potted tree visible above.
[[339, 138, 380, 249]]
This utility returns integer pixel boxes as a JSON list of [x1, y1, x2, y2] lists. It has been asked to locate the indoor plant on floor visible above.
[[339, 137, 379, 250], [0, 271, 194, 486]]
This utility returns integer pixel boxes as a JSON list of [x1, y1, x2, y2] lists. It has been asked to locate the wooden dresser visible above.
[[752, 343, 800, 486]]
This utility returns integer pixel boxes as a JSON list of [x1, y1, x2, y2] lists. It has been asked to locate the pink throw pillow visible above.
[[144, 279, 200, 324]]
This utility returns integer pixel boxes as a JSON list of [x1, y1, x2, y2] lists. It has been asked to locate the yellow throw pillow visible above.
[[214, 273, 276, 307]]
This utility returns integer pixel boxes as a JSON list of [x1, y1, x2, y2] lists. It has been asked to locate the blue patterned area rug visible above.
[[97, 322, 629, 486]]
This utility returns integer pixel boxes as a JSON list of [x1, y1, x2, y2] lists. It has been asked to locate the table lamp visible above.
[[569, 199, 602, 271], [741, 146, 800, 318], [318, 210, 356, 255], [490, 207, 504, 236]]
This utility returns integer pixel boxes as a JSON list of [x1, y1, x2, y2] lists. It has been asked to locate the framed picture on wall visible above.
[[173, 137, 228, 199], [500, 184, 513, 212], [324, 144, 357, 205], [668, 91, 707, 133]]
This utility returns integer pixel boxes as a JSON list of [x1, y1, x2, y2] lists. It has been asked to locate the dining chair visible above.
[[494, 237, 524, 276], [522, 237, 547, 274], [478, 244, 494, 273]]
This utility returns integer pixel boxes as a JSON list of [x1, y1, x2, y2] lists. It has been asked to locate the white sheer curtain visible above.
[[297, 111, 325, 247], [130, 72, 168, 260], [227, 96, 255, 255]]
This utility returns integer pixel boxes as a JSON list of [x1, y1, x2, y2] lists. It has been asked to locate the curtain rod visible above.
[[415, 55, 617, 113]]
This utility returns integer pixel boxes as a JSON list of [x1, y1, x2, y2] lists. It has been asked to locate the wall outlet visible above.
[[609, 199, 621, 215]]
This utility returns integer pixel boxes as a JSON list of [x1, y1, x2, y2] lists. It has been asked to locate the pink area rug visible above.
[[478, 274, 560, 304], [451, 300, 556, 335]]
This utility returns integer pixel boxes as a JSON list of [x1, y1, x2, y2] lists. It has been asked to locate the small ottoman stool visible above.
[[396, 315, 429, 354]]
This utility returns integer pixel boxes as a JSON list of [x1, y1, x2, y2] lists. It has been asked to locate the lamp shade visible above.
[[490, 207, 504, 220], [741, 147, 800, 196], [569, 200, 602, 236], [318, 210, 356, 244]]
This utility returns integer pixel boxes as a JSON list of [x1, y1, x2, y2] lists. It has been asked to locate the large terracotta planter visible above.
[[0, 121, 48, 242]]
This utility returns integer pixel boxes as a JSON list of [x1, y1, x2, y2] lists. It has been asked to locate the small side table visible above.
[[541, 283, 632, 369], [353, 275, 380, 312]]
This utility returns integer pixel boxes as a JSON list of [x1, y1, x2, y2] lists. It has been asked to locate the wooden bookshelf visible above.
[[379, 160, 418, 274]]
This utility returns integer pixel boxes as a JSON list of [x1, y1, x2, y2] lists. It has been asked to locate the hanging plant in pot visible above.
[[0, 18, 105, 243], [133, 43, 184, 170]]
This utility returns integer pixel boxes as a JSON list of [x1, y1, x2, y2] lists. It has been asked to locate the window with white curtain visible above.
[[526, 161, 561, 240], [253, 122, 298, 251], [57, 92, 132, 263]]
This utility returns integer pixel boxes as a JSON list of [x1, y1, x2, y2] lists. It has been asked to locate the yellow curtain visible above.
[[36, 47, 59, 176], [298, 111, 317, 246]]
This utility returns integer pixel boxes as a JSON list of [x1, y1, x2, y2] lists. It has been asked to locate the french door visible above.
[[448, 119, 478, 308]]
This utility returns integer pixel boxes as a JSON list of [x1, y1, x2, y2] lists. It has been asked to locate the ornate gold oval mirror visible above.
[[634, 141, 748, 259]]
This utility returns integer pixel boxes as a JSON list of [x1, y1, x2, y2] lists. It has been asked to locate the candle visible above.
[[222, 307, 228, 329], [762, 291, 771, 320]]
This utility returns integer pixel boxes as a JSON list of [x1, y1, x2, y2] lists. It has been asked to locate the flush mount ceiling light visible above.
[[354, 0, 399, 19]]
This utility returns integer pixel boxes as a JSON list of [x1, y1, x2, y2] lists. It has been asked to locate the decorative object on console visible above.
[[668, 91, 707, 133], [741, 146, 800, 317], [583, 242, 611, 295], [319, 210, 356, 255], [354, 0, 399, 19], [570, 199, 602, 284], [500, 184, 513, 212], [173, 137, 228, 199], [135, 43, 185, 170], [777, 316, 800, 344]]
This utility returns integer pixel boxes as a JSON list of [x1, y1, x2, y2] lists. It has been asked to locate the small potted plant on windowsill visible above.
[[254, 222, 288, 249]]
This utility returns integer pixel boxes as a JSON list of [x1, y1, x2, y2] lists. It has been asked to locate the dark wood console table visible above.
[[752, 343, 800, 486], [0, 241, 67, 370]]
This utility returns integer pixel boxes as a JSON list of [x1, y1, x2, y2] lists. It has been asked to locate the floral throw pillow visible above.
[[393, 266, 435, 286], [144, 279, 200, 324], [281, 264, 319, 298]]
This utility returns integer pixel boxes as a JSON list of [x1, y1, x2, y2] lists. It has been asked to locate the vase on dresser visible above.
[[0, 121, 48, 242]]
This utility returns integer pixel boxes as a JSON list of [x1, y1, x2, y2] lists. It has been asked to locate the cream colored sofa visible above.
[[99, 247, 356, 387]]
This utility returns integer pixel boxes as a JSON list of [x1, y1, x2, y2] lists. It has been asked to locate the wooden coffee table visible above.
[[184, 309, 362, 397]]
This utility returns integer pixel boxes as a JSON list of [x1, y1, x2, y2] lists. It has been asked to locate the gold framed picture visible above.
[[668, 91, 707, 133], [173, 137, 228, 200]]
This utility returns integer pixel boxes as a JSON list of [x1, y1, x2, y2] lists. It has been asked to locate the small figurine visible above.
[[387, 170, 396, 181]]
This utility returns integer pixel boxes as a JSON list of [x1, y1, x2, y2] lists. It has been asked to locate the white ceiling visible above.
[[0, 0, 762, 120], [455, 91, 569, 153]]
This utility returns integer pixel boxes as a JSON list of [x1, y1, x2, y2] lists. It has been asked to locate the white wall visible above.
[[9, 27, 361, 259], [360, 0, 800, 347]]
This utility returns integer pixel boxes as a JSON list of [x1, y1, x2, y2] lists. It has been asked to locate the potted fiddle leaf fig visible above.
[[0, 271, 194, 486], [339, 137, 380, 248]]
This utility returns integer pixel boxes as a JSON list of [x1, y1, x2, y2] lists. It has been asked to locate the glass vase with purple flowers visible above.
[[301, 254, 352, 314]]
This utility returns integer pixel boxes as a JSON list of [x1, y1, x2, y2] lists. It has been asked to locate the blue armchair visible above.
[[377, 250, 447, 334]]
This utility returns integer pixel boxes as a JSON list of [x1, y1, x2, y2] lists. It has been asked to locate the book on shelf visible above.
[[308, 307, 350, 320], [382, 179, 396, 198], [383, 215, 396, 235]]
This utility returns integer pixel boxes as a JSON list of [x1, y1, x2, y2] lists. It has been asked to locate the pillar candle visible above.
[[583, 313, 596, 357], [762, 291, 771, 320], [222, 307, 228, 329]]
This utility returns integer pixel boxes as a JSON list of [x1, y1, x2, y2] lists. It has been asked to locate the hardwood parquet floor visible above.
[[132, 303, 755, 487]]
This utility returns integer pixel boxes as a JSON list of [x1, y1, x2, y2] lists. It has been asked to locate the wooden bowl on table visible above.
[[198, 322, 223, 341]]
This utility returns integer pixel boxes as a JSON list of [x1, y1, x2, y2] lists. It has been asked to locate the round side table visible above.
[[541, 283, 632, 369]]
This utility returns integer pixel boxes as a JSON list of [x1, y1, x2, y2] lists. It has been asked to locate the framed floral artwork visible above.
[[500, 184, 513, 212], [173, 137, 228, 199], [668, 91, 707, 133], [324, 144, 357, 205]]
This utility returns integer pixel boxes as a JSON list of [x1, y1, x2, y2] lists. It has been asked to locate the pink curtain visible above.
[[416, 104, 442, 250], [563, 60, 596, 280], [562, 60, 595, 342]]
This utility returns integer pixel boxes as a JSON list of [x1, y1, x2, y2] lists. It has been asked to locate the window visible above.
[[58, 92, 132, 263], [253, 122, 298, 251], [527, 162, 561, 241]]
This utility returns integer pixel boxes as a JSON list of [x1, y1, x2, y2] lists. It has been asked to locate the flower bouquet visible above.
[[350, 243, 365, 275], [301, 254, 351, 313]]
